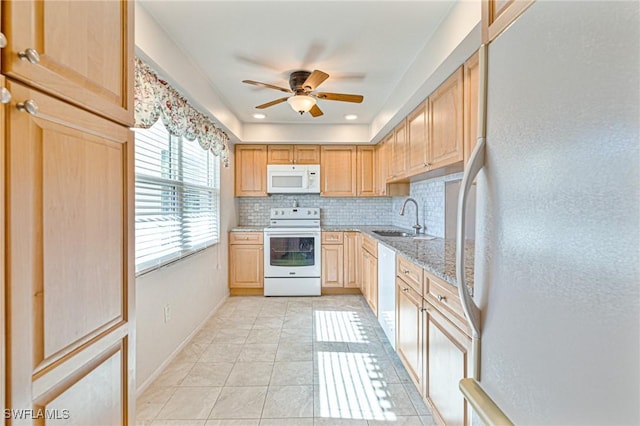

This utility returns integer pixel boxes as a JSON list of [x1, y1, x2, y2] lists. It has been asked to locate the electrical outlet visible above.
[[163, 304, 171, 323]]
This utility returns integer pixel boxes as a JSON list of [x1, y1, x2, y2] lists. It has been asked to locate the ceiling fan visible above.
[[242, 69, 364, 117]]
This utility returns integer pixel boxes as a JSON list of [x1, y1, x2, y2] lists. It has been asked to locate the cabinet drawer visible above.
[[229, 232, 264, 245], [397, 277, 422, 306], [424, 272, 470, 336], [322, 231, 344, 244], [396, 255, 423, 293], [361, 234, 378, 257]]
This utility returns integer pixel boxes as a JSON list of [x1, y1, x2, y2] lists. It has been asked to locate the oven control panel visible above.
[[270, 208, 320, 219]]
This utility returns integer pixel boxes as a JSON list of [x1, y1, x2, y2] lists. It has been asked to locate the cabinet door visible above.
[[362, 250, 378, 315], [429, 68, 464, 170], [229, 245, 264, 288], [322, 244, 344, 288], [5, 80, 135, 424], [294, 145, 320, 164], [464, 51, 480, 165], [2, 0, 134, 126], [267, 145, 294, 164], [391, 120, 407, 178], [0, 75, 5, 414], [344, 232, 360, 288], [235, 145, 267, 196], [406, 101, 430, 174], [425, 302, 471, 426], [396, 281, 423, 388], [377, 133, 393, 195], [482, 0, 535, 43], [357, 146, 377, 197], [320, 146, 356, 197]]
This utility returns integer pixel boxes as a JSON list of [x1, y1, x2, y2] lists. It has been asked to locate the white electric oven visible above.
[[263, 207, 321, 296]]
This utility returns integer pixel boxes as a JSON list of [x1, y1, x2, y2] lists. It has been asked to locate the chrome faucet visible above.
[[399, 198, 423, 234]]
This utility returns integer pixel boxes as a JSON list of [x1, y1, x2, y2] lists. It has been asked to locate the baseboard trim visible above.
[[135, 293, 229, 397]]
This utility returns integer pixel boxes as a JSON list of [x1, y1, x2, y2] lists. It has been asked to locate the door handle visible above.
[[456, 44, 488, 382]]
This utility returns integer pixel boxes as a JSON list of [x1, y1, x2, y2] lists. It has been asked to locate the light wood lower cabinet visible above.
[[396, 279, 424, 389], [229, 232, 264, 288], [361, 236, 378, 315], [424, 301, 471, 426], [321, 232, 344, 288], [343, 232, 360, 288]]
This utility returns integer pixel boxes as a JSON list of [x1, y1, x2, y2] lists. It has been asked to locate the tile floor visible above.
[[136, 295, 436, 426]]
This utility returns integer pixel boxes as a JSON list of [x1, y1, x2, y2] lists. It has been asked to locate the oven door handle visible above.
[[264, 232, 320, 237]]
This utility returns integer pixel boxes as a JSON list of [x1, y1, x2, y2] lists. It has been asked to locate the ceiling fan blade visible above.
[[303, 70, 330, 91], [309, 104, 324, 117], [256, 97, 288, 109], [315, 92, 364, 103], [242, 80, 292, 93]]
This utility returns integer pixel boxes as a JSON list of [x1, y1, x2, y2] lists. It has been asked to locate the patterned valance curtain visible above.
[[133, 57, 230, 166]]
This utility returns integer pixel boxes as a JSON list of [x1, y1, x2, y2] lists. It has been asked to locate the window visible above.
[[134, 120, 220, 274]]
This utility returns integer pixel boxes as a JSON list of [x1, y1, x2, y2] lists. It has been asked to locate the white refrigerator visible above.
[[456, 1, 639, 424]]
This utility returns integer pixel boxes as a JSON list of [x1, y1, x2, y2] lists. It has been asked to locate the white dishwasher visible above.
[[377, 244, 396, 350]]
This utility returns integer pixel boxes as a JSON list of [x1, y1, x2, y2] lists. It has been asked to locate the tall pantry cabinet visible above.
[[1, 1, 136, 424]]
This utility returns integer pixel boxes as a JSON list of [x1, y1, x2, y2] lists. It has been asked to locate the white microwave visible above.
[[267, 164, 320, 194]]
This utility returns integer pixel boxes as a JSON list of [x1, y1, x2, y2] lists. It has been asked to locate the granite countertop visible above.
[[230, 224, 474, 289], [325, 225, 474, 289]]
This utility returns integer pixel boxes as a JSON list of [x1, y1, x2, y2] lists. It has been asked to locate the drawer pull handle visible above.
[[403, 269, 410, 274], [402, 287, 409, 292], [420, 307, 428, 313], [16, 99, 39, 115], [437, 294, 446, 302], [18, 47, 40, 64], [1, 87, 11, 104]]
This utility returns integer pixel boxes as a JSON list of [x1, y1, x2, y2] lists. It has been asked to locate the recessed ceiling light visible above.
[[344, 114, 358, 121], [252, 113, 266, 119]]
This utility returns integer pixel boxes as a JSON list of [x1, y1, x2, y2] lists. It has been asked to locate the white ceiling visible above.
[[137, 1, 479, 143]]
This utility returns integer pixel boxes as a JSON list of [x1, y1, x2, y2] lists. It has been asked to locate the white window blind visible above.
[[134, 120, 220, 274]]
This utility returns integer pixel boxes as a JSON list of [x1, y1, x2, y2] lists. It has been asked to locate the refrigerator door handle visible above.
[[456, 44, 488, 383], [456, 136, 484, 341]]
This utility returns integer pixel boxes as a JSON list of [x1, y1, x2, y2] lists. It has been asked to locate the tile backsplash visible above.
[[237, 171, 464, 236], [237, 194, 394, 226], [391, 172, 464, 238]]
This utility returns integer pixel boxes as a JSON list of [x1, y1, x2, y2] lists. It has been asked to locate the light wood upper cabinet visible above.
[[320, 146, 357, 197], [1, 0, 134, 126], [357, 146, 377, 197], [5, 80, 135, 425], [391, 119, 407, 178], [429, 67, 464, 170], [483, 0, 536, 43], [294, 145, 321, 164], [268, 145, 320, 164], [464, 51, 480, 165], [376, 133, 393, 195], [406, 101, 430, 174], [229, 232, 264, 288], [235, 145, 267, 197]]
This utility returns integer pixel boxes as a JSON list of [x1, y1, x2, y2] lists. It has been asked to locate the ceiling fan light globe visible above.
[[287, 95, 316, 114]]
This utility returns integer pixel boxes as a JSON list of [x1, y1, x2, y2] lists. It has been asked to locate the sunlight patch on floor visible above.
[[317, 351, 397, 421], [315, 310, 368, 343]]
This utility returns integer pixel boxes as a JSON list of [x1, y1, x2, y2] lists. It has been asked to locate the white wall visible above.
[[135, 151, 236, 392]]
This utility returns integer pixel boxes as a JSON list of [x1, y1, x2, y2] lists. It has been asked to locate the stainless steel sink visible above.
[[373, 230, 413, 237]]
